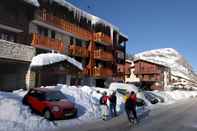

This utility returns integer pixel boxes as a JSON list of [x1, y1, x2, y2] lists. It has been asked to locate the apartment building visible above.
[[0, 0, 127, 90], [134, 59, 171, 90], [0, 0, 35, 91]]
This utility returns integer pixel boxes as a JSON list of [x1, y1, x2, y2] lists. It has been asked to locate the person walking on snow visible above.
[[100, 91, 109, 120], [109, 91, 117, 117], [125, 91, 138, 125]]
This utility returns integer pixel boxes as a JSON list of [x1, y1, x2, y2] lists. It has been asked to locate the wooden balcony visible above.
[[32, 33, 64, 53], [141, 77, 157, 82], [116, 50, 125, 60], [117, 64, 125, 73], [134, 68, 161, 75], [93, 67, 113, 77], [94, 32, 112, 45], [94, 50, 113, 61], [68, 45, 89, 57], [83, 67, 90, 76], [35, 10, 92, 40]]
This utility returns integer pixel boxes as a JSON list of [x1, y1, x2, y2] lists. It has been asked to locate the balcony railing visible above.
[[134, 68, 161, 75], [94, 50, 113, 61], [68, 44, 89, 57], [93, 67, 113, 77], [32, 33, 64, 53], [35, 10, 92, 40], [94, 32, 112, 44]]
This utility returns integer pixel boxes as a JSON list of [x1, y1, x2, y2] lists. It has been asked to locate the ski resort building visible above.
[[134, 59, 171, 90], [0, 0, 127, 90]]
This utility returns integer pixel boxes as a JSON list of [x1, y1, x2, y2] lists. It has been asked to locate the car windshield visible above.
[[45, 91, 66, 101]]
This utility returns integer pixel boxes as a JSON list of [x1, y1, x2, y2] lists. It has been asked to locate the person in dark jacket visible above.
[[125, 91, 138, 124], [109, 91, 117, 117]]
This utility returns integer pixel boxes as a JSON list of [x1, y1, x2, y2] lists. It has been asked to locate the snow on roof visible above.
[[23, 0, 40, 7], [119, 32, 128, 39], [53, 0, 119, 30], [30, 53, 83, 70], [22, 0, 127, 40]]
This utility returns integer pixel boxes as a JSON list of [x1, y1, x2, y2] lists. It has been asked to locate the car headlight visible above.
[[52, 106, 60, 112]]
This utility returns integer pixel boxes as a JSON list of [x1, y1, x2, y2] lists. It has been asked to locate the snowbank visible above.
[[153, 90, 197, 104], [1, 84, 197, 131], [0, 92, 55, 131], [30, 53, 83, 70]]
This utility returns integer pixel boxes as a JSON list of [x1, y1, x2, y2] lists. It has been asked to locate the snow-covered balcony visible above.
[[93, 67, 113, 77], [31, 33, 64, 53], [34, 9, 92, 41], [68, 44, 89, 57], [94, 32, 112, 45], [94, 49, 113, 61]]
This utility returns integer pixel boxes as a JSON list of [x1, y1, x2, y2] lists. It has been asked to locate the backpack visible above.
[[99, 96, 105, 105]]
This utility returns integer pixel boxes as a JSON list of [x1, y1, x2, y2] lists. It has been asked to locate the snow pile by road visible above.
[[153, 90, 197, 104], [30, 53, 83, 70], [0, 84, 151, 131], [1, 84, 196, 131], [0, 91, 55, 131]]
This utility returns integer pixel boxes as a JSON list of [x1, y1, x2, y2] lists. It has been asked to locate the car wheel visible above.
[[43, 109, 53, 121]]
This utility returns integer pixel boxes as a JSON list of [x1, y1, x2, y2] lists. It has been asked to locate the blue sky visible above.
[[67, 0, 197, 70]]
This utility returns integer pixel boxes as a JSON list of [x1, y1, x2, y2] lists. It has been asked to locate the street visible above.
[[58, 98, 197, 131]]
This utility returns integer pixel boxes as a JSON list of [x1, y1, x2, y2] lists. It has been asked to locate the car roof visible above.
[[31, 88, 60, 93]]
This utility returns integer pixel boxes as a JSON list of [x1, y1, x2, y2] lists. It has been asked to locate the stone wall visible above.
[[0, 40, 35, 62]]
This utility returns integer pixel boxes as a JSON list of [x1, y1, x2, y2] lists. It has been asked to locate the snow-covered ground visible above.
[[0, 85, 197, 131]]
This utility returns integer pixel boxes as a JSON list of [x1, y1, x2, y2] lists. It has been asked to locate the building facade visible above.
[[134, 59, 171, 90], [0, 0, 127, 90], [0, 0, 35, 91]]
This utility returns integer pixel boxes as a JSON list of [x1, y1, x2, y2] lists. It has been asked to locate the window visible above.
[[149, 75, 154, 80], [70, 37, 74, 44], [0, 33, 8, 40], [0, 32, 16, 42], [127, 74, 130, 78], [51, 30, 56, 39], [76, 38, 82, 46], [38, 26, 48, 37]]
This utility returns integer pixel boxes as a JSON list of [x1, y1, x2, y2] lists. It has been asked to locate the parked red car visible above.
[[22, 88, 77, 120]]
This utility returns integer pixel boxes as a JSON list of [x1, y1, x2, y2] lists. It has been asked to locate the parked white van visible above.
[[109, 82, 139, 95]]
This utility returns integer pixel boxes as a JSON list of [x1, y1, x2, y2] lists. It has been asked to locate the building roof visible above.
[[134, 59, 169, 68], [30, 53, 83, 70]]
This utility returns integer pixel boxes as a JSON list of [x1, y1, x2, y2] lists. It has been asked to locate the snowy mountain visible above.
[[134, 48, 197, 84]]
